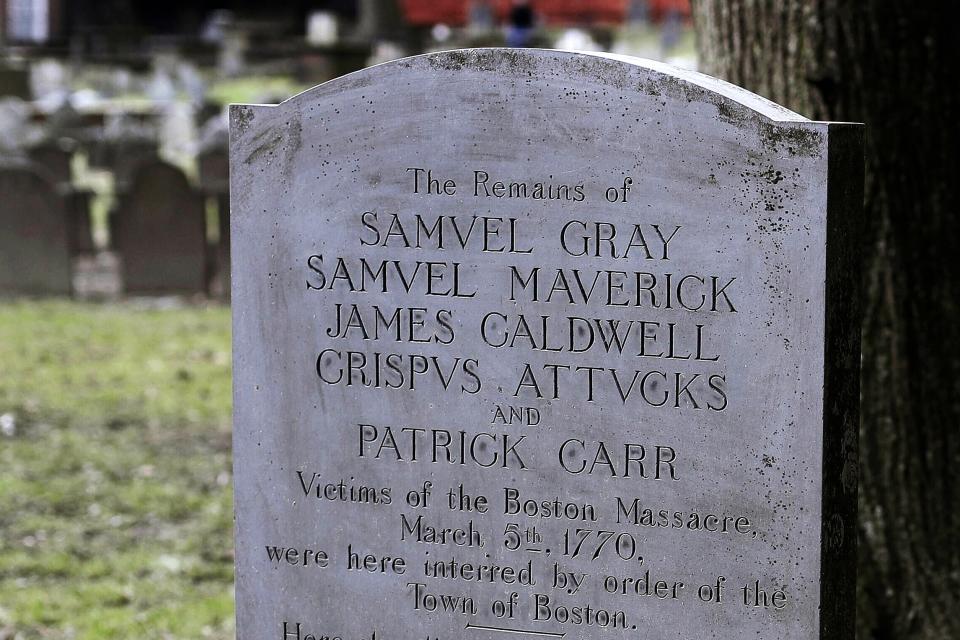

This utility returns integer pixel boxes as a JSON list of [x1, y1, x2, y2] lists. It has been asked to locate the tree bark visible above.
[[692, 2, 960, 639]]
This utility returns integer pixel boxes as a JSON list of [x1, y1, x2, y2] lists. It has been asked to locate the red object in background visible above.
[[400, 0, 469, 26], [648, 0, 692, 21], [399, 0, 648, 27]]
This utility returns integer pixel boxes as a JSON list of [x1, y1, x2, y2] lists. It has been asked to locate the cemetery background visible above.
[[0, 4, 695, 639], [0, 2, 956, 640]]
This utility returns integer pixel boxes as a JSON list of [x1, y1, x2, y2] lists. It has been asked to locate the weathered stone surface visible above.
[[230, 49, 861, 640], [113, 160, 207, 294], [0, 161, 72, 295]]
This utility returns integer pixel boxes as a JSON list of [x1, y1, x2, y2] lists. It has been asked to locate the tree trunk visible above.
[[692, 2, 960, 639]]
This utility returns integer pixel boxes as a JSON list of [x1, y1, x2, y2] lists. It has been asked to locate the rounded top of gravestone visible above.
[[248, 48, 809, 125]]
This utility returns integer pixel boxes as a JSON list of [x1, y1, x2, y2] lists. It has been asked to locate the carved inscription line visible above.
[[465, 622, 566, 638]]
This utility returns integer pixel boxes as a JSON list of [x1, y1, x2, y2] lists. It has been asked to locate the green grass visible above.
[[206, 76, 311, 106], [612, 23, 698, 62], [0, 301, 234, 639]]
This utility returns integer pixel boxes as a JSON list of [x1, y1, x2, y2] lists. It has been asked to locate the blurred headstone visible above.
[[202, 10, 234, 44], [146, 68, 177, 104], [430, 23, 452, 44], [197, 110, 229, 151], [44, 100, 86, 141], [158, 101, 197, 161], [197, 119, 230, 299], [176, 62, 207, 106], [91, 114, 160, 191], [0, 160, 72, 295], [219, 31, 247, 78], [29, 58, 69, 106], [0, 97, 33, 153], [27, 138, 71, 183], [92, 135, 159, 191], [113, 160, 207, 294], [307, 12, 339, 46], [110, 68, 134, 98], [554, 28, 602, 52], [27, 138, 96, 255], [197, 143, 228, 195], [366, 41, 407, 67]]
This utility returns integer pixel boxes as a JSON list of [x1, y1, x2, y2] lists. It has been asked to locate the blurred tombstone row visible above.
[[0, 123, 231, 299], [0, 1, 394, 301], [0, 0, 695, 300]]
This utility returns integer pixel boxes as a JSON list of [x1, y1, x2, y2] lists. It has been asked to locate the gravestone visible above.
[[27, 140, 72, 184], [106, 138, 161, 192], [28, 138, 96, 255], [230, 49, 862, 640], [0, 161, 72, 295], [197, 142, 231, 297], [198, 145, 229, 195], [0, 64, 30, 99], [113, 160, 207, 294], [90, 125, 160, 193]]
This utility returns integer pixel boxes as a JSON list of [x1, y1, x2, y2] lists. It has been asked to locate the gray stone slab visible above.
[[230, 49, 862, 640], [0, 161, 72, 295], [113, 160, 207, 294]]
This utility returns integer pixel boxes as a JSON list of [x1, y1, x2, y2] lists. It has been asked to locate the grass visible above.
[[0, 301, 234, 639], [206, 76, 311, 106]]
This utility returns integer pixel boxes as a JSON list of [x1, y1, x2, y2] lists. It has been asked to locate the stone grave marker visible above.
[[230, 49, 862, 640], [28, 138, 96, 255], [27, 140, 72, 184], [90, 133, 160, 192], [198, 142, 231, 297], [0, 161, 72, 295], [113, 160, 207, 294]]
